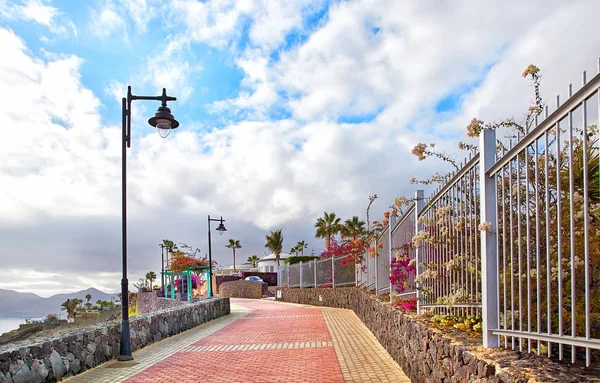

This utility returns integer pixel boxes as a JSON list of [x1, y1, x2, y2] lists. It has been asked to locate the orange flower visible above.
[[377, 243, 383, 249], [384, 211, 390, 219]]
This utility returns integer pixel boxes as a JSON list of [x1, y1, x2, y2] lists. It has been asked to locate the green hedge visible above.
[[285, 256, 319, 265]]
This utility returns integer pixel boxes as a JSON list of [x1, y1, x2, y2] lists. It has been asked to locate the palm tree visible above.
[[60, 299, 78, 319], [146, 271, 157, 289], [342, 216, 366, 239], [296, 240, 308, 256], [265, 229, 284, 266], [85, 293, 92, 304], [290, 245, 298, 255], [247, 255, 261, 268], [226, 239, 242, 272], [314, 212, 342, 251]]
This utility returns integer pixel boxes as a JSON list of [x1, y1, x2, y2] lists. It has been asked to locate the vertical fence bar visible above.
[[332, 254, 335, 288], [314, 259, 318, 288], [299, 261, 303, 289], [525, 140, 531, 353], [389, 214, 396, 303], [415, 190, 424, 314], [480, 129, 500, 348], [583, 71, 591, 366], [567, 85, 577, 363], [545, 130, 552, 358], [516, 140, 523, 352], [556, 117, 564, 361], [535, 135, 541, 355], [374, 235, 379, 293]]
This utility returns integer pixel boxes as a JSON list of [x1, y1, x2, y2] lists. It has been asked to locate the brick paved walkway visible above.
[[65, 299, 410, 383]]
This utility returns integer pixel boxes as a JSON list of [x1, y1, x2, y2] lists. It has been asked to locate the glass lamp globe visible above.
[[155, 119, 172, 138]]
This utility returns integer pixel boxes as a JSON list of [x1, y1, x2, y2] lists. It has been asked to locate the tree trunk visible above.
[[233, 249, 236, 272]]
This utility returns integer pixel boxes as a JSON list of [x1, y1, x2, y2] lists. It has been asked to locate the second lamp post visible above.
[[207, 215, 226, 297]]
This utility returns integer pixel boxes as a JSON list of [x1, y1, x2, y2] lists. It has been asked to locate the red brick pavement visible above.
[[125, 348, 343, 383], [125, 299, 344, 383]]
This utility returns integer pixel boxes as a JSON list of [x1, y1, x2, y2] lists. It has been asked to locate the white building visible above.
[[257, 252, 292, 272]]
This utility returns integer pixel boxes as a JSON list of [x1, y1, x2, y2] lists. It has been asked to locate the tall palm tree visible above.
[[265, 229, 284, 266], [290, 245, 298, 255], [226, 239, 242, 272], [146, 271, 157, 289], [314, 212, 342, 251], [247, 255, 261, 268], [85, 293, 92, 304], [342, 216, 366, 239], [296, 240, 308, 256]]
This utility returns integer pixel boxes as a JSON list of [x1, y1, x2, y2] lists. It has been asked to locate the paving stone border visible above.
[[278, 287, 599, 383], [0, 297, 229, 383]]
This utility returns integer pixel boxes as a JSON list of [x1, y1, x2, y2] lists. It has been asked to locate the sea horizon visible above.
[[0, 318, 27, 336]]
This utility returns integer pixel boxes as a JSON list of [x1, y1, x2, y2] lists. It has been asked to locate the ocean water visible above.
[[0, 318, 25, 335]]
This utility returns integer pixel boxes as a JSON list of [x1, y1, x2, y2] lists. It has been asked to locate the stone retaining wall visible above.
[[278, 287, 597, 383], [219, 280, 266, 299], [0, 297, 229, 383], [136, 291, 189, 314]]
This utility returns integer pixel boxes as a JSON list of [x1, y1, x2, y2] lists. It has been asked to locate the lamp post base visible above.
[[118, 318, 133, 361]]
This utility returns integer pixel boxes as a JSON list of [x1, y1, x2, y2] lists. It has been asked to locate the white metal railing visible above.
[[276, 58, 600, 366], [376, 227, 390, 294], [482, 61, 600, 365], [278, 256, 356, 289], [417, 154, 482, 317], [390, 204, 417, 302]]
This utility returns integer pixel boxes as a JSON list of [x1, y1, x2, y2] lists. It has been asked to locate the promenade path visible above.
[[65, 299, 410, 383]]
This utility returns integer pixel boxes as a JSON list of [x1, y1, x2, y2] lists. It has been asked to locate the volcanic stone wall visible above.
[[278, 287, 595, 383], [0, 297, 229, 383]]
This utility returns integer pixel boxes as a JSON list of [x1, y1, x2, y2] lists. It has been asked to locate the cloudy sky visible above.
[[0, 0, 599, 297]]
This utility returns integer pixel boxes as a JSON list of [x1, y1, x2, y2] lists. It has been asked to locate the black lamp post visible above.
[[119, 86, 178, 361], [207, 215, 227, 297], [159, 244, 166, 293]]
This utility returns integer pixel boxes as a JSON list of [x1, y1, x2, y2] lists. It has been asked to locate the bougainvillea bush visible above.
[[173, 274, 203, 293]]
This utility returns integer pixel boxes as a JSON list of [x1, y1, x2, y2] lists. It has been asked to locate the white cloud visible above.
[[1, 0, 77, 38], [89, 1, 128, 40], [17, 0, 58, 26], [0, 28, 117, 224]]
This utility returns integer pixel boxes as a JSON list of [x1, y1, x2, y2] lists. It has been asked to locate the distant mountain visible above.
[[0, 288, 119, 318]]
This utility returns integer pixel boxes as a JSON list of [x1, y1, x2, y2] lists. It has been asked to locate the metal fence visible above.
[[480, 61, 600, 364], [279, 256, 356, 289], [376, 227, 390, 294], [278, 58, 600, 365], [390, 205, 417, 301], [417, 155, 482, 317]]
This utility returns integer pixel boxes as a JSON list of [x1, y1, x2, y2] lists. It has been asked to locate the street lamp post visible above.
[[159, 244, 166, 293], [207, 215, 227, 297], [119, 86, 179, 361]]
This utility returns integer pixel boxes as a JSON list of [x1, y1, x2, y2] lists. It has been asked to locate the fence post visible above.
[[332, 256, 336, 288], [314, 259, 317, 287], [287, 264, 290, 289], [480, 129, 500, 348], [389, 215, 396, 304], [414, 189, 424, 314], [299, 261, 303, 288], [375, 235, 379, 293]]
